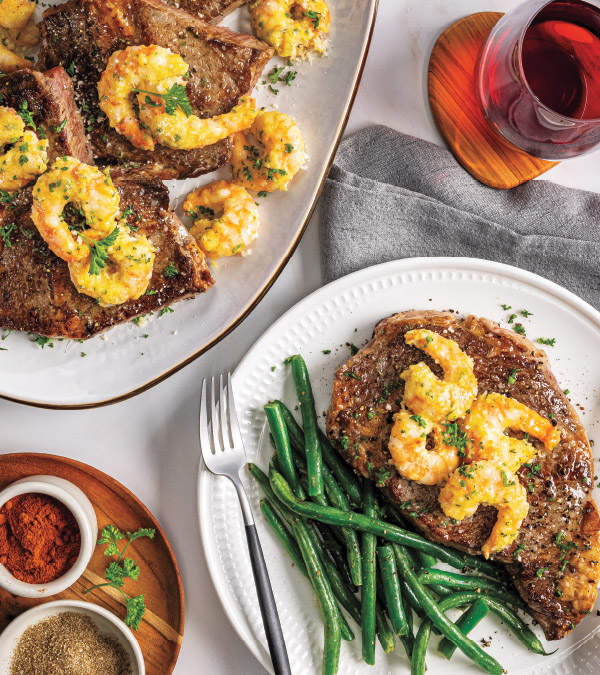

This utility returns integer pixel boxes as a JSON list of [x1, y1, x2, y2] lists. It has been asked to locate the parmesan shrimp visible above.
[[68, 229, 155, 306], [31, 157, 120, 262], [139, 95, 257, 151], [439, 461, 530, 558], [463, 392, 560, 472], [249, 0, 331, 59], [98, 45, 256, 151], [0, 0, 35, 30], [388, 411, 461, 485], [0, 107, 48, 191], [231, 111, 305, 192], [401, 329, 478, 423], [183, 180, 259, 259], [98, 45, 188, 152]]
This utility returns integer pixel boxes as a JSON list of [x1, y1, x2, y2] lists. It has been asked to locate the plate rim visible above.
[[0, 0, 380, 411], [198, 255, 600, 675]]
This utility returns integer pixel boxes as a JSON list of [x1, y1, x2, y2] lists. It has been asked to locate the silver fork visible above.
[[200, 374, 292, 675]]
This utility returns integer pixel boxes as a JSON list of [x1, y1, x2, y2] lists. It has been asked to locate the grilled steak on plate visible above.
[[0, 67, 93, 165], [38, 0, 273, 178], [161, 0, 249, 23], [0, 171, 213, 339], [326, 310, 600, 640]]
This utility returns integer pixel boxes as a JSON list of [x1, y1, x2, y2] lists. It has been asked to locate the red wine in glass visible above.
[[477, 0, 600, 159]]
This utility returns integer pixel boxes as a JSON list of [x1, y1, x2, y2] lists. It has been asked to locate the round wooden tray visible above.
[[0, 453, 184, 674]]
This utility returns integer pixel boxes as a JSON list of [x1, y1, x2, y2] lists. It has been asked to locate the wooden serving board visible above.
[[428, 12, 558, 189], [0, 453, 184, 675]]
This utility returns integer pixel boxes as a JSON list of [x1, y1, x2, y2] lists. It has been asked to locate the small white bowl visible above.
[[0, 475, 97, 597], [0, 599, 145, 674]]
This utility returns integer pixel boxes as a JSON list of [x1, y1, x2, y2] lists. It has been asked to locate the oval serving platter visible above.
[[0, 0, 378, 408], [0, 453, 184, 675], [199, 257, 600, 675]]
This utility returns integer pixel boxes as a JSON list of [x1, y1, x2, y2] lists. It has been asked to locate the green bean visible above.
[[399, 594, 415, 658], [426, 591, 553, 656], [314, 524, 394, 653], [301, 522, 354, 642], [375, 601, 395, 654], [399, 576, 441, 636], [393, 545, 505, 675], [290, 440, 362, 586], [275, 399, 362, 507], [430, 584, 454, 598], [416, 552, 437, 569], [382, 505, 504, 582], [418, 569, 526, 610], [260, 499, 307, 576], [377, 545, 408, 636], [251, 463, 353, 642], [361, 480, 377, 665], [438, 598, 490, 660], [265, 403, 305, 499], [293, 521, 341, 674], [269, 470, 504, 580], [289, 355, 323, 496], [411, 617, 432, 675], [314, 523, 357, 592]]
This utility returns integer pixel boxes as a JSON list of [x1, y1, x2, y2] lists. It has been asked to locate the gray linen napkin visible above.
[[320, 126, 600, 309]]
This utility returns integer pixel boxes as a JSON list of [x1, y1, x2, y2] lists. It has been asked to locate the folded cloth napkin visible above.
[[320, 125, 600, 309]]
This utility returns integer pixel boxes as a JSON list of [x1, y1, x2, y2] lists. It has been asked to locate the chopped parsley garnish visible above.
[[520, 309, 533, 317], [257, 191, 268, 198], [133, 83, 193, 117], [507, 368, 519, 385], [66, 61, 75, 76], [536, 566, 549, 579], [513, 545, 525, 560], [501, 304, 512, 310], [305, 9, 321, 29], [345, 372, 362, 381], [55, 119, 67, 133], [1, 222, 16, 248], [514, 324, 526, 336], [163, 262, 179, 278], [0, 189, 14, 204], [501, 470, 515, 487], [159, 306, 174, 317], [17, 100, 36, 130], [284, 143, 294, 153], [78, 226, 120, 275], [537, 337, 556, 346], [322, 349, 331, 354], [34, 335, 53, 349], [508, 313, 517, 324], [374, 467, 391, 486], [232, 243, 244, 254], [267, 66, 284, 84], [340, 436, 349, 450], [349, 342, 359, 356], [410, 414, 428, 429], [440, 419, 468, 457]]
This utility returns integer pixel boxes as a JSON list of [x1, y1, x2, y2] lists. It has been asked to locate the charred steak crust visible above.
[[38, 0, 273, 179], [0, 67, 93, 165], [0, 171, 213, 339], [326, 310, 600, 640]]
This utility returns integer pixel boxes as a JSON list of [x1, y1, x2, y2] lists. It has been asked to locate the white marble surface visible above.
[[1, 1, 599, 673]]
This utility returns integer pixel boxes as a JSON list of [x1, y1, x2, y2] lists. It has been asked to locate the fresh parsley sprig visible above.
[[78, 226, 120, 275], [84, 525, 156, 630], [133, 83, 193, 117]]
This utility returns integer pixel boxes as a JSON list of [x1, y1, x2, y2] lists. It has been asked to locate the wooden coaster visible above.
[[428, 12, 558, 189], [0, 453, 184, 675]]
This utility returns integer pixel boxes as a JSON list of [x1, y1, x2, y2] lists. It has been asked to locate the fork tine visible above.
[[199, 378, 212, 457], [227, 373, 245, 450], [218, 373, 232, 449]]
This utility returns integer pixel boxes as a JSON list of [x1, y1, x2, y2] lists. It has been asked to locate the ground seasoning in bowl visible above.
[[0, 493, 81, 584], [9, 611, 133, 675]]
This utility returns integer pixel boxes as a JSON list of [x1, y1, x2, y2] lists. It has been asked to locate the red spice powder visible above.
[[0, 493, 81, 584]]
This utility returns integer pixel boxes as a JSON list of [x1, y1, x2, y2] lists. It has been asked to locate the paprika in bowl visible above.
[[0, 476, 97, 597]]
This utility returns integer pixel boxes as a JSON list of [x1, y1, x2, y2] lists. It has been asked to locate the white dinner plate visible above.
[[0, 0, 378, 408], [199, 257, 600, 675]]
